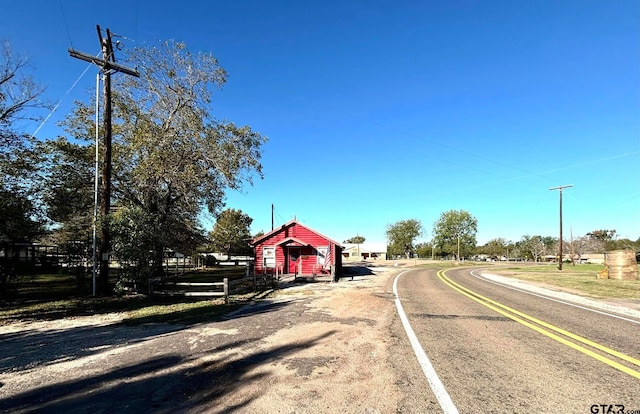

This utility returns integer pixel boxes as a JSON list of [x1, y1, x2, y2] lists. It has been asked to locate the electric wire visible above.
[[362, 118, 639, 194], [58, 0, 74, 50], [30, 53, 99, 139]]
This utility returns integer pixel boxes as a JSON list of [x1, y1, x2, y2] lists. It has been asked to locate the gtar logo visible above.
[[590, 404, 625, 414]]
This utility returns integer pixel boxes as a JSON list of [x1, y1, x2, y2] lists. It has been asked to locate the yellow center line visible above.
[[437, 269, 640, 380]]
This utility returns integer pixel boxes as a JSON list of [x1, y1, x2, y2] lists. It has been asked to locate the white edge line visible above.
[[393, 270, 459, 414], [470, 269, 640, 325]]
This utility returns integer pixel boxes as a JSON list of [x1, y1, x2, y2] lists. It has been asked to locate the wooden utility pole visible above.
[[69, 26, 139, 294], [549, 184, 573, 271]]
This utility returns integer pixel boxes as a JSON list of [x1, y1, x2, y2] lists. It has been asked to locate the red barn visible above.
[[250, 219, 342, 278]]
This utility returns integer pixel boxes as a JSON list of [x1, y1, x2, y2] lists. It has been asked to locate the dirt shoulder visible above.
[[0, 261, 423, 413]]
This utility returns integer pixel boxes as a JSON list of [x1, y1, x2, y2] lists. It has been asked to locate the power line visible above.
[[30, 55, 98, 139], [57, 0, 74, 49]]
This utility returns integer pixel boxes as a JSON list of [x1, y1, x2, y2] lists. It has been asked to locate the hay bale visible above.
[[605, 250, 638, 280]]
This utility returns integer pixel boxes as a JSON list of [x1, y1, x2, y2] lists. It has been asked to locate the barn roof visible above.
[[250, 219, 342, 247]]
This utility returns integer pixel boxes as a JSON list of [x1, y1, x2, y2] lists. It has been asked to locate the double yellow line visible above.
[[438, 269, 640, 380]]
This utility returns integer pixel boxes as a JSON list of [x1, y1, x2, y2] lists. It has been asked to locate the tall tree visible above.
[[0, 187, 43, 243], [586, 229, 617, 242], [208, 209, 253, 259], [0, 41, 48, 244], [432, 209, 477, 260], [386, 219, 423, 259], [415, 242, 434, 259], [586, 229, 628, 251], [344, 235, 365, 244], [61, 39, 267, 285], [0, 40, 48, 151], [516, 235, 557, 262], [39, 138, 95, 252], [478, 238, 512, 260]]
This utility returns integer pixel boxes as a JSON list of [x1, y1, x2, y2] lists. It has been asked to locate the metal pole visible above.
[[559, 190, 563, 270], [550, 185, 573, 271]]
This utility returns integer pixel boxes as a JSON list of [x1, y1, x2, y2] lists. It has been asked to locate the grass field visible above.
[[489, 263, 640, 300]]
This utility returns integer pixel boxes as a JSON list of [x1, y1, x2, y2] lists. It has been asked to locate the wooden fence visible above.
[[149, 273, 274, 304]]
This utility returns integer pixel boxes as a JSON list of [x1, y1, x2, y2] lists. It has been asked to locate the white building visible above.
[[341, 243, 387, 261]]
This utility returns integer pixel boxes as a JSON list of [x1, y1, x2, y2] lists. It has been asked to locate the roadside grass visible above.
[[490, 263, 640, 300], [0, 266, 267, 325]]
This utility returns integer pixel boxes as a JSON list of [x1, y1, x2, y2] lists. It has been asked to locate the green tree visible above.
[[0, 187, 43, 243], [208, 208, 253, 259], [415, 242, 433, 259], [39, 138, 95, 257], [516, 235, 557, 262], [0, 41, 48, 243], [344, 235, 365, 244], [586, 229, 617, 242], [432, 209, 477, 260], [386, 219, 423, 259], [62, 39, 267, 285], [478, 238, 512, 260], [585, 229, 639, 251]]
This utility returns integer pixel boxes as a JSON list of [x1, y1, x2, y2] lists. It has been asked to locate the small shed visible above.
[[250, 219, 342, 278]]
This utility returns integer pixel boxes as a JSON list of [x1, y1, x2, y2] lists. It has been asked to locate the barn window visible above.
[[263, 247, 275, 267], [317, 247, 328, 264]]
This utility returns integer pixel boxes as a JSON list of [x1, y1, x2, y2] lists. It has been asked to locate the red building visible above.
[[250, 219, 342, 278]]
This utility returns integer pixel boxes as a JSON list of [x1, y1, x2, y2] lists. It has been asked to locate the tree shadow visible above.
[[0, 299, 296, 375], [0, 330, 337, 413], [0, 322, 183, 375]]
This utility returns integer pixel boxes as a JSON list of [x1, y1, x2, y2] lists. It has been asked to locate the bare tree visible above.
[[0, 40, 48, 150]]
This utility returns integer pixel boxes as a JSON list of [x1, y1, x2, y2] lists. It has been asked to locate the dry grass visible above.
[[492, 263, 640, 300]]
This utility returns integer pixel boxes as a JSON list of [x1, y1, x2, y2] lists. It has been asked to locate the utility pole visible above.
[[549, 184, 573, 271], [69, 25, 139, 294]]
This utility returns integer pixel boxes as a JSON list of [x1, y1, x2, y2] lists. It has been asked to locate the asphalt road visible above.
[[395, 267, 640, 414]]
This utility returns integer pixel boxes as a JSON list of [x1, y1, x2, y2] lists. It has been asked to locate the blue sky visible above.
[[4, 0, 639, 245]]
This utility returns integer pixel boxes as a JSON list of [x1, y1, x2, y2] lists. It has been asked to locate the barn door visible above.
[[288, 248, 300, 274]]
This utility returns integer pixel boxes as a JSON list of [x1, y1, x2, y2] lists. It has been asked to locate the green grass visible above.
[[491, 263, 640, 300], [174, 266, 248, 282], [0, 266, 265, 325]]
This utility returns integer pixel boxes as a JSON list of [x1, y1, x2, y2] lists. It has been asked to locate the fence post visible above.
[[223, 277, 229, 304]]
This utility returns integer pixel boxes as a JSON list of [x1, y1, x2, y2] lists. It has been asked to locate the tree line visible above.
[[385, 210, 639, 262]]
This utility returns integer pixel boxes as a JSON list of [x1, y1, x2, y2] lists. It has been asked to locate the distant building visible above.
[[341, 243, 387, 261], [578, 253, 605, 264]]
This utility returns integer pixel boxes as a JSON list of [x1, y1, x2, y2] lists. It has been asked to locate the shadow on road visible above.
[[0, 330, 336, 412]]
